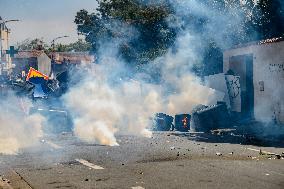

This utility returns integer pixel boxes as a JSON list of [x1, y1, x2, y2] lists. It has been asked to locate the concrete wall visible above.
[[37, 53, 51, 76], [224, 41, 284, 124], [0, 28, 12, 74]]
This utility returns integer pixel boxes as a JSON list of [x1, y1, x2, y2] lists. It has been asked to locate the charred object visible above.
[[175, 114, 191, 132], [152, 113, 174, 131], [191, 101, 230, 132], [0, 73, 73, 133]]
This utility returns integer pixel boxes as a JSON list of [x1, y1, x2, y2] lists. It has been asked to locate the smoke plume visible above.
[[63, 34, 222, 146], [63, 0, 261, 145], [0, 93, 44, 155]]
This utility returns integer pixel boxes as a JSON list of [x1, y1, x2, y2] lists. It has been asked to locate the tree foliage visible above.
[[54, 39, 92, 52], [189, 0, 284, 75], [75, 0, 284, 74], [16, 38, 91, 53], [250, 0, 284, 40], [16, 38, 48, 51], [75, 0, 176, 63]]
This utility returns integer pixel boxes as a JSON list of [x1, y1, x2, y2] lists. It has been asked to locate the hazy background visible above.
[[0, 0, 98, 45]]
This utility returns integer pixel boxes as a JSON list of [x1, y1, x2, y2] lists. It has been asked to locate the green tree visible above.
[[68, 39, 92, 52], [75, 0, 176, 64], [16, 38, 49, 51], [54, 39, 91, 52], [75, 0, 284, 75], [191, 0, 284, 76], [250, 0, 284, 40]]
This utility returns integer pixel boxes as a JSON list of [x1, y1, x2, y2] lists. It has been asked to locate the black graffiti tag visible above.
[[269, 63, 284, 73], [227, 77, 240, 99]]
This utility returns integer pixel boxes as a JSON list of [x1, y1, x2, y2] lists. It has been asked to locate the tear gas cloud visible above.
[[0, 0, 278, 152], [63, 56, 161, 146], [63, 0, 262, 145], [0, 93, 44, 155], [64, 1, 248, 146]]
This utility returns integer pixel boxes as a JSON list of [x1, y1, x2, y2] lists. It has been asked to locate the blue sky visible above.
[[0, 0, 98, 45]]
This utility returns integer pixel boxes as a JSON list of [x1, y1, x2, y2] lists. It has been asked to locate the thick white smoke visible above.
[[63, 30, 223, 146], [65, 0, 283, 145], [63, 62, 164, 145], [63, 74, 123, 146], [0, 94, 44, 155], [157, 32, 224, 115]]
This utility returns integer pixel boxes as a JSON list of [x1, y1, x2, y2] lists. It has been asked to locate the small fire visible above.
[[182, 116, 188, 128]]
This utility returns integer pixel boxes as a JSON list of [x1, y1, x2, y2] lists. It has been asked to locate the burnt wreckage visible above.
[[153, 102, 230, 133], [152, 74, 284, 146], [0, 66, 72, 133], [1, 57, 283, 144]]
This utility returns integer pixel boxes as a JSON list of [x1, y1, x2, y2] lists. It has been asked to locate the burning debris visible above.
[[175, 114, 191, 132], [152, 101, 230, 133], [0, 0, 282, 150]]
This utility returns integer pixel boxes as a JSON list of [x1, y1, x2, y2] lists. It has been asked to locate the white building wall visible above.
[[37, 53, 51, 76], [224, 41, 284, 124]]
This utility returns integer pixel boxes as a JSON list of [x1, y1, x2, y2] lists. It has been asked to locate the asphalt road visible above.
[[0, 132, 284, 189]]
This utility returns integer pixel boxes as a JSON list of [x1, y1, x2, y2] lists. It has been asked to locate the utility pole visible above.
[[0, 17, 19, 75], [0, 18, 19, 58], [50, 35, 69, 62]]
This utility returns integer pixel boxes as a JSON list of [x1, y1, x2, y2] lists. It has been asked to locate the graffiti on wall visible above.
[[226, 76, 241, 99], [269, 63, 284, 73], [225, 75, 241, 112]]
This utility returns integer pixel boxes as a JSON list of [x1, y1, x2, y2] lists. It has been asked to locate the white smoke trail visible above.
[[166, 75, 223, 115], [63, 76, 122, 146], [63, 63, 165, 145], [63, 30, 223, 146], [64, 0, 258, 145], [0, 94, 44, 155]]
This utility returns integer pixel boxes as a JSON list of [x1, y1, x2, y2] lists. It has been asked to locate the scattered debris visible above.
[[75, 159, 104, 170], [247, 148, 284, 160], [131, 186, 145, 189], [216, 152, 222, 156], [260, 149, 277, 156], [0, 176, 13, 189], [211, 129, 236, 135], [96, 177, 110, 182], [247, 148, 274, 155]]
